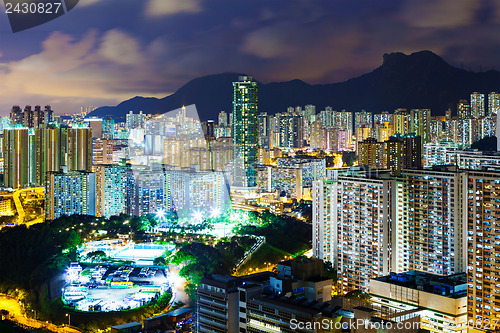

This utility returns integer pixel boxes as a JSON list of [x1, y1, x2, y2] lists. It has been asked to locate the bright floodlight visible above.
[[193, 211, 203, 222], [156, 209, 166, 220], [211, 208, 220, 218]]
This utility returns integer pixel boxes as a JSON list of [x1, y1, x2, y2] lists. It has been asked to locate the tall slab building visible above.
[[67, 127, 92, 172], [313, 170, 396, 293], [400, 168, 466, 275], [466, 168, 500, 328], [232, 76, 258, 188], [3, 128, 32, 188], [45, 170, 96, 220]]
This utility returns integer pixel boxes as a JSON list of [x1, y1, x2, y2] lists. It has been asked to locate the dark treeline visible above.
[[235, 211, 312, 255]]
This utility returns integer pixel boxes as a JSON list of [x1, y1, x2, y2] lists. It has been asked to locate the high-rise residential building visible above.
[[394, 108, 410, 135], [488, 92, 500, 116], [102, 117, 115, 139], [133, 168, 166, 217], [202, 120, 215, 141], [357, 137, 386, 169], [456, 150, 500, 170], [400, 168, 465, 276], [34, 128, 66, 186], [276, 157, 326, 187], [337, 130, 353, 151], [257, 112, 269, 148], [312, 179, 336, 264], [45, 169, 96, 220], [374, 112, 393, 126], [325, 127, 339, 152], [313, 170, 396, 293], [334, 110, 353, 131], [354, 111, 373, 142], [410, 109, 431, 145], [456, 118, 480, 146], [257, 166, 302, 199], [478, 115, 496, 139], [355, 110, 373, 130], [423, 141, 463, 167], [23, 105, 33, 128], [84, 118, 103, 138], [8, 105, 52, 128], [95, 164, 134, 218], [4, 127, 68, 188], [305, 104, 316, 117], [0, 117, 11, 132], [33, 105, 43, 128], [214, 125, 231, 139], [458, 100, 471, 119], [386, 134, 422, 176], [3, 128, 32, 188], [429, 118, 444, 143], [374, 122, 393, 142], [165, 169, 229, 216], [374, 112, 394, 142], [471, 92, 485, 118], [218, 111, 228, 127], [162, 136, 206, 168], [43, 105, 53, 124], [92, 138, 114, 165], [319, 107, 334, 127], [3, 126, 94, 188], [126, 111, 146, 130], [10, 105, 23, 125], [67, 127, 92, 172], [309, 118, 326, 150], [132, 166, 229, 218], [498, 109, 500, 151], [355, 126, 372, 142], [465, 168, 500, 327], [274, 112, 304, 149], [232, 76, 258, 188]]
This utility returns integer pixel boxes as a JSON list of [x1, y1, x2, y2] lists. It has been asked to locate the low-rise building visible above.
[[110, 322, 142, 333], [370, 271, 467, 333]]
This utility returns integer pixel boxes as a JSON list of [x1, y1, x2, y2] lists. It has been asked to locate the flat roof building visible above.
[[370, 271, 467, 333]]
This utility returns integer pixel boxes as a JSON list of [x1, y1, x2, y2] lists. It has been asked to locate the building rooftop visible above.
[[252, 295, 339, 317], [165, 307, 192, 317], [374, 271, 467, 298], [201, 274, 241, 291], [111, 322, 142, 329]]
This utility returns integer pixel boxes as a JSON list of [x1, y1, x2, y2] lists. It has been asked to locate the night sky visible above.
[[0, 0, 499, 115]]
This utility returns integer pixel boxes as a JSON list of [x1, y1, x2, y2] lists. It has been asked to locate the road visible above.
[[0, 187, 45, 226], [0, 294, 80, 333]]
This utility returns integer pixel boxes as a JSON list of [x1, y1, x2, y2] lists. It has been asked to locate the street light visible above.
[[66, 313, 70, 326], [31, 309, 36, 320]]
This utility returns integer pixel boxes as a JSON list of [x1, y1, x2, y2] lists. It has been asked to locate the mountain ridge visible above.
[[87, 50, 500, 121]]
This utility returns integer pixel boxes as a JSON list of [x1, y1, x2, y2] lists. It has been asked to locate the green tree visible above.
[[153, 256, 167, 266], [86, 250, 106, 263]]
